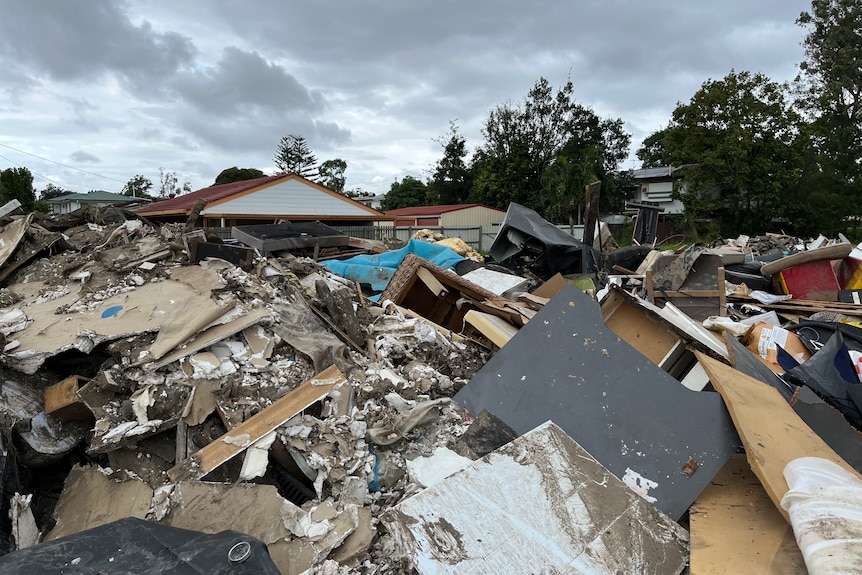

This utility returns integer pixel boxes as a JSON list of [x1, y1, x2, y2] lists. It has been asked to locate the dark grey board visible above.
[[454, 284, 740, 520]]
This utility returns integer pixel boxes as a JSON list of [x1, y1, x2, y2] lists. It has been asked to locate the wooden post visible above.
[[582, 181, 602, 250]]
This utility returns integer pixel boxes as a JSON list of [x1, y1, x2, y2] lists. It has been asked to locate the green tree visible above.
[[274, 134, 318, 177], [427, 121, 473, 205], [380, 176, 428, 211], [662, 70, 802, 235], [40, 183, 70, 200], [636, 128, 672, 168], [0, 167, 36, 211], [122, 174, 154, 197], [470, 77, 630, 215], [213, 167, 265, 186], [317, 158, 347, 193], [795, 0, 862, 224]]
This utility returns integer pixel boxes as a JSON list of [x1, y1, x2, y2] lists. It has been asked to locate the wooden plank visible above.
[[45, 375, 94, 421], [695, 352, 862, 521], [690, 454, 806, 575], [463, 310, 519, 349], [416, 266, 448, 298], [168, 365, 345, 482]]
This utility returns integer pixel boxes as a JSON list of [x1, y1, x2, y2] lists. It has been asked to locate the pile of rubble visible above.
[[0, 199, 860, 574]]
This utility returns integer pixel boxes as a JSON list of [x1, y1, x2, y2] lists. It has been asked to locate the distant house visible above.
[[627, 167, 689, 215], [136, 174, 390, 228], [354, 193, 386, 210], [45, 191, 147, 215], [384, 204, 507, 227]]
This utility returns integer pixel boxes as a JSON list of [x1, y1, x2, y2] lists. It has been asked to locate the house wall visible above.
[[440, 206, 506, 227], [52, 201, 82, 215], [203, 179, 380, 218], [634, 181, 685, 215]]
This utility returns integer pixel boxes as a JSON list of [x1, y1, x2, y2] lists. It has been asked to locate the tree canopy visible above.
[[213, 167, 265, 186], [795, 0, 862, 224], [122, 175, 153, 197], [274, 135, 318, 178], [317, 159, 347, 193], [470, 77, 630, 219], [380, 176, 428, 211], [0, 167, 36, 211], [659, 70, 801, 235], [427, 121, 473, 205]]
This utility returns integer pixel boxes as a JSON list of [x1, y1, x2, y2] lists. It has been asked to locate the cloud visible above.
[[70, 150, 100, 163], [0, 0, 194, 92], [170, 47, 324, 115]]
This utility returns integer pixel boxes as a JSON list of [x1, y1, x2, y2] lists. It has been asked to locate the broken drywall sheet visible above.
[[4, 279, 211, 374], [45, 466, 153, 542], [385, 421, 689, 575], [454, 284, 739, 520]]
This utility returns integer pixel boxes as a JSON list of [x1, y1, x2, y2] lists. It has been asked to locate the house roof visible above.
[[631, 167, 675, 179], [46, 191, 140, 204], [385, 204, 505, 217], [137, 173, 388, 220], [136, 175, 287, 215]]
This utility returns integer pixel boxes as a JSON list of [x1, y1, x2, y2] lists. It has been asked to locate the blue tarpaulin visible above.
[[322, 239, 464, 293]]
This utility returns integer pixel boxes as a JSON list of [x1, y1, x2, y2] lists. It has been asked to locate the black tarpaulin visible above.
[[0, 517, 281, 574], [489, 202, 598, 276], [785, 329, 862, 428]]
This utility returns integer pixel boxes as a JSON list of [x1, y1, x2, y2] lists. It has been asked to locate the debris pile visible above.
[[0, 201, 860, 574]]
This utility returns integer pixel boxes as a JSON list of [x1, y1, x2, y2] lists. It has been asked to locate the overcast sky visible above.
[[0, 0, 812, 197]]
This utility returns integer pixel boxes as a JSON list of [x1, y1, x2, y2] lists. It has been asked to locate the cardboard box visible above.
[[745, 322, 812, 374]]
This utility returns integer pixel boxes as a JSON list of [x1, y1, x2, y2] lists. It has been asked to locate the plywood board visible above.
[[455, 284, 739, 520], [690, 454, 806, 574], [168, 365, 345, 482], [386, 422, 688, 575], [601, 290, 681, 364], [696, 352, 862, 521]]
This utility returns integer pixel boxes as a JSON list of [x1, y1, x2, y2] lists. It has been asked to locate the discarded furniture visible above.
[[232, 221, 348, 254], [378, 253, 499, 333]]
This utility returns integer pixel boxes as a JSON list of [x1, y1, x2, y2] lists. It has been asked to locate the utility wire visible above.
[[0, 142, 127, 184], [0, 153, 87, 194]]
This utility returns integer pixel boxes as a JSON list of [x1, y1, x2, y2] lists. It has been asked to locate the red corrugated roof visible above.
[[385, 204, 505, 216], [137, 174, 289, 214]]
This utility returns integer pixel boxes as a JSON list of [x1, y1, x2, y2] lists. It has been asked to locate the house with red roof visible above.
[[136, 174, 390, 227], [385, 204, 506, 227]]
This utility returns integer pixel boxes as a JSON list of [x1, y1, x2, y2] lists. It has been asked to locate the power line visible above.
[[0, 142, 127, 184], [0, 153, 87, 193]]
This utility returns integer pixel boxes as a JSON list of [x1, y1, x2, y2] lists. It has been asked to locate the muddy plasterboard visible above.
[[5, 279, 210, 374], [44, 466, 153, 541], [385, 421, 688, 575], [454, 283, 739, 520]]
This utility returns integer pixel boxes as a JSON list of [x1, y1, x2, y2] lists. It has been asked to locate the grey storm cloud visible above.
[[170, 47, 325, 116], [69, 150, 100, 163], [0, 1, 195, 90]]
